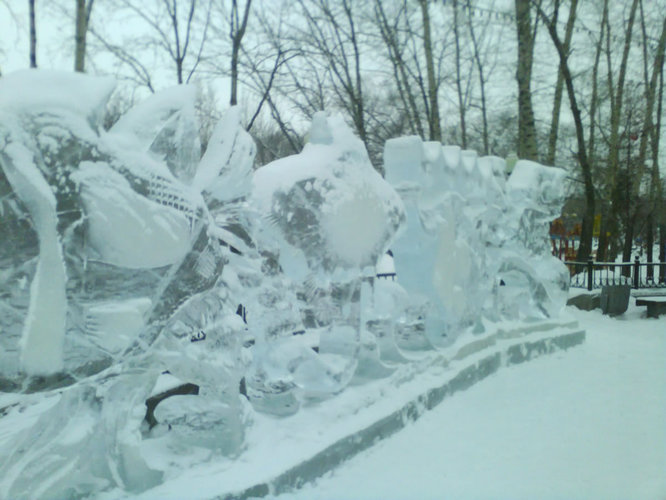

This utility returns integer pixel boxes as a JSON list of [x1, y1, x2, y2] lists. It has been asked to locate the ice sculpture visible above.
[[499, 159, 570, 319], [1, 136, 67, 375], [252, 113, 404, 281], [0, 69, 570, 499], [384, 137, 569, 340], [0, 70, 251, 496], [248, 112, 405, 404]]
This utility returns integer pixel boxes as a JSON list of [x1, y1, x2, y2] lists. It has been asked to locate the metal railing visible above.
[[566, 257, 666, 291]]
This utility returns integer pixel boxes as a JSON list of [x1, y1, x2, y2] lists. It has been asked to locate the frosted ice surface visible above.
[[0, 71, 248, 489], [73, 161, 198, 268], [249, 113, 405, 404], [153, 395, 246, 454], [0, 373, 163, 499], [85, 298, 152, 355]]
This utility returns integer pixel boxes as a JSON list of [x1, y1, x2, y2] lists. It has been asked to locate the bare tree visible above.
[[230, 2, 305, 157], [0, 1, 18, 75], [374, 0, 424, 138], [464, 0, 495, 155], [621, 10, 666, 266], [655, 65, 665, 280], [452, 0, 468, 148], [88, 24, 156, 91], [596, 0, 640, 262], [294, 0, 369, 148], [96, 0, 212, 87], [537, 0, 598, 261]]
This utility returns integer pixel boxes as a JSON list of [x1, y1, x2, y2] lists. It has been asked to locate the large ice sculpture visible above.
[[0, 70, 216, 384], [252, 113, 405, 281], [1, 135, 67, 375], [1, 69, 570, 499], [248, 112, 405, 405], [0, 70, 252, 496], [499, 159, 570, 319], [384, 137, 569, 340]]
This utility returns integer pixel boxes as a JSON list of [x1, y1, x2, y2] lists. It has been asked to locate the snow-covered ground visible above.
[[275, 303, 666, 500]]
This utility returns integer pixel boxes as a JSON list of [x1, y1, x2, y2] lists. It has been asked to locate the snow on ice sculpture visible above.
[[0, 70, 253, 496], [194, 105, 256, 208], [249, 112, 405, 404]]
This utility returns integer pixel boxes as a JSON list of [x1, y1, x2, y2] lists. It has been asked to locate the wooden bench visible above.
[[635, 296, 666, 318]]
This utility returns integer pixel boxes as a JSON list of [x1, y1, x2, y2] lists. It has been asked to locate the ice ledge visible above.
[[128, 319, 585, 500]]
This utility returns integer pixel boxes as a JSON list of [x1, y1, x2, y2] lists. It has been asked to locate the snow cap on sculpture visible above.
[[0, 69, 115, 132], [251, 112, 405, 281]]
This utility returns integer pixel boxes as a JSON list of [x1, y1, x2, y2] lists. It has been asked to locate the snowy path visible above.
[[276, 305, 666, 500]]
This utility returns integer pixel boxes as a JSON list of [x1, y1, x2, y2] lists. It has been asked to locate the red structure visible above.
[[550, 218, 580, 260]]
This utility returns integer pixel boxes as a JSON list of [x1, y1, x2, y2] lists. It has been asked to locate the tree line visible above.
[[2, 0, 666, 266]]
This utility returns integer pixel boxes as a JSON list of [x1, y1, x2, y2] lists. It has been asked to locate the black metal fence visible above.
[[566, 258, 666, 291]]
